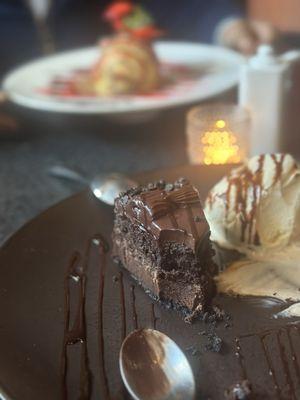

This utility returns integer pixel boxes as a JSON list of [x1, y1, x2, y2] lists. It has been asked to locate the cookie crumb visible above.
[[224, 380, 253, 399], [205, 333, 223, 353], [165, 183, 174, 192], [185, 345, 200, 357]]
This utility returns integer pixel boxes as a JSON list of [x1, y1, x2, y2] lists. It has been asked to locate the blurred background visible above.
[[2, 0, 300, 76], [0, 0, 245, 74], [0, 0, 300, 244]]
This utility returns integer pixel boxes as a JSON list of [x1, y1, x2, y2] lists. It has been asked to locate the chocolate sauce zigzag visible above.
[[61, 235, 108, 400]]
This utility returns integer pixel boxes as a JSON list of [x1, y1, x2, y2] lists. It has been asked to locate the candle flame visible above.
[[201, 123, 241, 165], [215, 119, 226, 129]]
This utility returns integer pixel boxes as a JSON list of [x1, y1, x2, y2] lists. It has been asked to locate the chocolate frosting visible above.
[[115, 179, 210, 250]]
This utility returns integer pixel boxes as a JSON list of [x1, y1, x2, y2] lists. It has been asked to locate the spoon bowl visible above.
[[90, 173, 137, 205], [120, 328, 195, 400], [48, 166, 137, 205]]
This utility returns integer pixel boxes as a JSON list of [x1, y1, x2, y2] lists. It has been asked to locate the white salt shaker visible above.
[[239, 45, 300, 156]]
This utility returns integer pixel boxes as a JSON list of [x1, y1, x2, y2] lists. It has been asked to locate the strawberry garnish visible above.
[[103, 1, 163, 41], [132, 26, 163, 39], [103, 1, 133, 21]]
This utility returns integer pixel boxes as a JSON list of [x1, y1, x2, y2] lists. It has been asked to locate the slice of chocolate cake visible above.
[[112, 178, 217, 321]]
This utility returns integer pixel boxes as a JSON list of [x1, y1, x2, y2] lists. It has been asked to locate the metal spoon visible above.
[[48, 165, 137, 205], [120, 328, 195, 400]]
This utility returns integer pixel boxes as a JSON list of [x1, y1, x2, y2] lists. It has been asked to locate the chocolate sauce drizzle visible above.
[[276, 330, 297, 400], [206, 191, 214, 211], [130, 285, 138, 330], [61, 251, 86, 400], [286, 327, 300, 385], [119, 271, 127, 340], [118, 272, 128, 400], [150, 303, 157, 330], [234, 337, 248, 380], [61, 234, 108, 400], [97, 236, 110, 400], [223, 154, 287, 244], [260, 334, 281, 399], [271, 154, 285, 184], [236, 323, 300, 399]]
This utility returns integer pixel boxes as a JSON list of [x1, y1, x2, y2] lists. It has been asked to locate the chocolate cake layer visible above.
[[112, 178, 217, 320]]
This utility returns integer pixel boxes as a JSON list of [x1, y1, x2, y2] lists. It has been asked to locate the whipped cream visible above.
[[205, 153, 300, 253], [205, 154, 300, 317]]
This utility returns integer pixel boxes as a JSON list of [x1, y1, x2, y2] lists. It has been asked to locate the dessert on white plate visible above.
[[75, 1, 162, 96], [204, 153, 300, 317], [84, 33, 160, 96]]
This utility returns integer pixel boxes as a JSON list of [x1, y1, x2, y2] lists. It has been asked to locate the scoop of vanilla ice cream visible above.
[[204, 154, 300, 252]]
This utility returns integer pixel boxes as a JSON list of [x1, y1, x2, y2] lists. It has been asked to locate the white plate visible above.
[[2, 41, 244, 115]]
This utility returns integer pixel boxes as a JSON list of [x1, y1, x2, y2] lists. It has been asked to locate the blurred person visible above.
[[0, 0, 278, 76]]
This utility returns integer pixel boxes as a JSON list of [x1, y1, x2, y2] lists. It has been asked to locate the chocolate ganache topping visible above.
[[142, 183, 200, 220], [115, 178, 210, 250]]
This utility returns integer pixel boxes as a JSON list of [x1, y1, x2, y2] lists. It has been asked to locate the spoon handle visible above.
[[48, 166, 88, 185]]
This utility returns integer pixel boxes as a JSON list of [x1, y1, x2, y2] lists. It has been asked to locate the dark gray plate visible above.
[[0, 164, 299, 400]]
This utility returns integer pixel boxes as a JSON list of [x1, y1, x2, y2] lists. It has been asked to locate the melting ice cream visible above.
[[204, 154, 300, 317], [205, 153, 300, 252]]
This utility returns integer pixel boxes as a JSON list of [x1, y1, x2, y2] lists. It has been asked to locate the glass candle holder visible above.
[[186, 103, 250, 165]]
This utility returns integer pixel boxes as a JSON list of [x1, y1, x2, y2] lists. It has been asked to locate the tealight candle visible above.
[[186, 104, 250, 165]]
